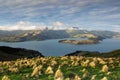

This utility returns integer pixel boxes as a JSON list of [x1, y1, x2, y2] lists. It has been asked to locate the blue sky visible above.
[[0, 0, 120, 31]]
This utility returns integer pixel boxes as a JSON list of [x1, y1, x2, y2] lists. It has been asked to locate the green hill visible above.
[[65, 49, 120, 57], [0, 46, 44, 61]]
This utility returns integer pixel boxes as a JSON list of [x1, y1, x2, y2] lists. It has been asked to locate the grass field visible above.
[[0, 56, 120, 80]]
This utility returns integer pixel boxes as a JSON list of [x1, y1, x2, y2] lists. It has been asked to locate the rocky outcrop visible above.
[[0, 46, 44, 61]]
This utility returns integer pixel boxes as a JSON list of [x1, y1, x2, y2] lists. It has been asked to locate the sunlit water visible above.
[[0, 38, 120, 56]]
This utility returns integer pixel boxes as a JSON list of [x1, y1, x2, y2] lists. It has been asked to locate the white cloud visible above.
[[0, 21, 67, 30], [53, 21, 63, 27], [0, 21, 46, 30]]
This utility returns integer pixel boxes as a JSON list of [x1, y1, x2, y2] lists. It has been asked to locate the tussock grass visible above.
[[0, 56, 120, 80]]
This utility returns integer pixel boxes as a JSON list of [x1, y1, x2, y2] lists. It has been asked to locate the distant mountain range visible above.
[[0, 29, 119, 42]]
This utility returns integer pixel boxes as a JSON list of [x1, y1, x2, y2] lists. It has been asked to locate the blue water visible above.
[[0, 38, 120, 56]]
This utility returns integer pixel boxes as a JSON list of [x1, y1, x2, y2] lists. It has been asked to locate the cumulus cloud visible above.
[[0, 21, 46, 30], [53, 21, 63, 27], [0, 21, 67, 30]]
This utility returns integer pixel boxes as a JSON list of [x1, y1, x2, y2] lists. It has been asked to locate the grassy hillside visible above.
[[66, 49, 120, 58], [0, 46, 44, 61], [0, 56, 120, 80], [0, 46, 120, 79]]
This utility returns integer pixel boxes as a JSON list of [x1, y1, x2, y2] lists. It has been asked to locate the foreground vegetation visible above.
[[0, 56, 120, 80]]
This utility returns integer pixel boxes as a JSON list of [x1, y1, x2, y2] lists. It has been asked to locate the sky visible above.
[[0, 0, 120, 31]]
